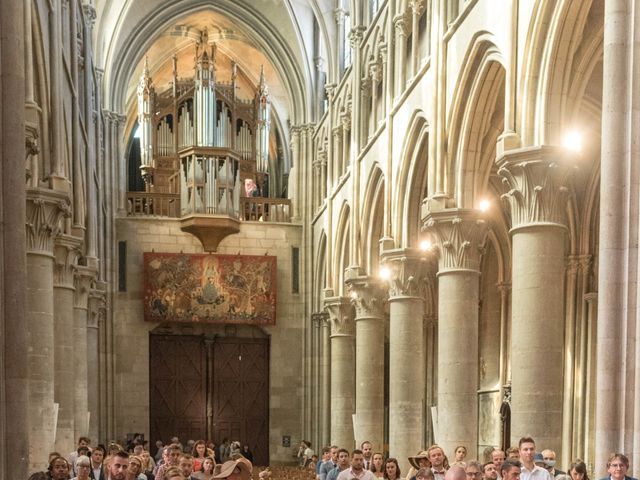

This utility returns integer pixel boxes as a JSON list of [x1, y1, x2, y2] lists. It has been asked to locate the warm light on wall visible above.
[[562, 130, 583, 153], [379, 266, 391, 280], [419, 239, 432, 251], [478, 199, 491, 212]]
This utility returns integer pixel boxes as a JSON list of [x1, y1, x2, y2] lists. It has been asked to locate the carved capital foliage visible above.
[[324, 296, 355, 336], [325, 83, 337, 102], [349, 26, 365, 49], [393, 14, 408, 36], [26, 189, 72, 254], [311, 311, 329, 328], [88, 283, 107, 328], [346, 276, 386, 319], [54, 234, 83, 287], [82, 4, 97, 27], [74, 265, 97, 309], [409, 0, 426, 16], [423, 208, 487, 272], [498, 146, 576, 230], [381, 248, 430, 298]]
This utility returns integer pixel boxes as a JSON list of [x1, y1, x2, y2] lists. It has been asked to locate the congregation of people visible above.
[[29, 434, 635, 480]]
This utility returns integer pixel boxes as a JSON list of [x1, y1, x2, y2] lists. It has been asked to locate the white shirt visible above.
[[337, 468, 377, 480], [521, 465, 552, 480]]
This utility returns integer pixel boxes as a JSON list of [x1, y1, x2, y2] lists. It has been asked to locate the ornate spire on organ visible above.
[[137, 56, 155, 183], [135, 30, 273, 250]]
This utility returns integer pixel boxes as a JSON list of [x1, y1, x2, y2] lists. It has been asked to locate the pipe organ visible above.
[[137, 29, 272, 217]]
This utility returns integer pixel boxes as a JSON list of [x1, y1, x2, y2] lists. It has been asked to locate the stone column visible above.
[[595, 0, 637, 472], [423, 209, 487, 459], [498, 145, 574, 453], [88, 282, 106, 441], [74, 265, 96, 438], [381, 248, 426, 473], [26, 189, 71, 470], [53, 235, 82, 453], [1, 0, 29, 475], [393, 14, 407, 96], [320, 313, 331, 446], [324, 296, 356, 449], [346, 276, 386, 451]]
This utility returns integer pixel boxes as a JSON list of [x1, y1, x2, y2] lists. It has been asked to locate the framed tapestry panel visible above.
[[144, 252, 277, 325]]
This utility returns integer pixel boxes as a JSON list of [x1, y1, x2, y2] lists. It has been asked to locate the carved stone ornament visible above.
[[311, 311, 329, 328], [324, 296, 355, 336], [380, 248, 428, 298], [26, 189, 72, 254], [53, 234, 83, 287], [74, 265, 97, 309], [497, 145, 576, 231], [422, 208, 487, 272], [345, 276, 386, 318]]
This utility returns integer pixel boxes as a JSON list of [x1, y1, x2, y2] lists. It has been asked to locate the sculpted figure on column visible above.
[[497, 145, 575, 454], [422, 208, 487, 460]]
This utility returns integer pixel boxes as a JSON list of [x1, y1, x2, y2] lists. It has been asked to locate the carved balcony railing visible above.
[[126, 192, 292, 224], [240, 197, 291, 222], [127, 192, 180, 217]]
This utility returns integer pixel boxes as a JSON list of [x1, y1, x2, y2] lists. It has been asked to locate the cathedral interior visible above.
[[1, 0, 639, 478]]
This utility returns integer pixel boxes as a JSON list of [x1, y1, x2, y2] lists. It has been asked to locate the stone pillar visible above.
[[74, 265, 96, 438], [26, 189, 71, 470], [423, 209, 487, 459], [88, 282, 106, 441], [324, 296, 356, 449], [53, 235, 82, 454], [381, 248, 426, 473], [595, 0, 638, 472], [393, 14, 407, 96], [1, 0, 29, 475], [346, 276, 386, 451], [320, 313, 331, 446], [498, 145, 574, 453]]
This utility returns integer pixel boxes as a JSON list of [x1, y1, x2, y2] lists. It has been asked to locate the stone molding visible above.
[[380, 248, 429, 298], [422, 208, 487, 272], [324, 296, 355, 336], [311, 311, 329, 328], [497, 145, 576, 231], [88, 283, 107, 329], [26, 188, 72, 254], [53, 234, 83, 287], [345, 276, 386, 319]]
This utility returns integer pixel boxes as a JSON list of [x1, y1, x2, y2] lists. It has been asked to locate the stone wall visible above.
[[114, 217, 304, 463]]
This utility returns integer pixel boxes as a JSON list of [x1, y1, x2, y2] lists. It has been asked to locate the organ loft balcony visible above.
[[127, 31, 291, 251]]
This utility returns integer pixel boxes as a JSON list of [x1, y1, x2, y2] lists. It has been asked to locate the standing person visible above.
[[155, 442, 165, 463], [337, 449, 377, 480], [210, 459, 251, 480], [517, 438, 550, 480], [91, 446, 106, 480], [454, 448, 467, 464], [540, 450, 564, 477], [156, 445, 182, 480], [500, 461, 522, 480], [465, 462, 483, 480], [192, 441, 208, 472], [327, 449, 351, 480], [407, 451, 431, 480], [483, 463, 499, 480], [384, 459, 402, 480], [140, 451, 156, 480], [317, 447, 332, 480], [50, 457, 72, 480], [70, 438, 92, 470], [371, 453, 384, 478], [427, 445, 449, 480], [598, 454, 637, 480], [568, 461, 589, 480], [194, 457, 215, 480], [218, 440, 230, 464], [320, 446, 339, 480], [127, 456, 148, 480], [73, 456, 93, 480], [178, 454, 197, 480], [107, 451, 130, 480], [361, 442, 373, 470]]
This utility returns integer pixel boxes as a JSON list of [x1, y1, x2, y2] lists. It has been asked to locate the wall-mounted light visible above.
[[379, 266, 391, 280], [562, 129, 583, 153], [419, 239, 432, 251], [478, 198, 491, 212]]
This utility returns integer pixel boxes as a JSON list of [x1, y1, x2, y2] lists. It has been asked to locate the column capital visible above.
[[74, 265, 97, 309], [422, 208, 487, 272], [393, 14, 408, 36], [88, 284, 107, 329], [380, 248, 433, 298], [497, 145, 577, 231], [311, 311, 329, 328], [53, 234, 83, 287], [26, 188, 72, 254], [409, 0, 426, 16], [82, 4, 97, 27], [345, 276, 386, 319], [349, 26, 366, 49], [325, 83, 337, 102], [324, 296, 355, 336]]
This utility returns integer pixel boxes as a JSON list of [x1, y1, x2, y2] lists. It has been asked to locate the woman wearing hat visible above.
[[211, 459, 252, 480], [406, 452, 431, 480]]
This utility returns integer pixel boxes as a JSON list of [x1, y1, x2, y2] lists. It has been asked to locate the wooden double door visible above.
[[150, 334, 269, 465]]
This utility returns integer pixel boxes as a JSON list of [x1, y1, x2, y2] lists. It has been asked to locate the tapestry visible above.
[[144, 252, 277, 324]]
